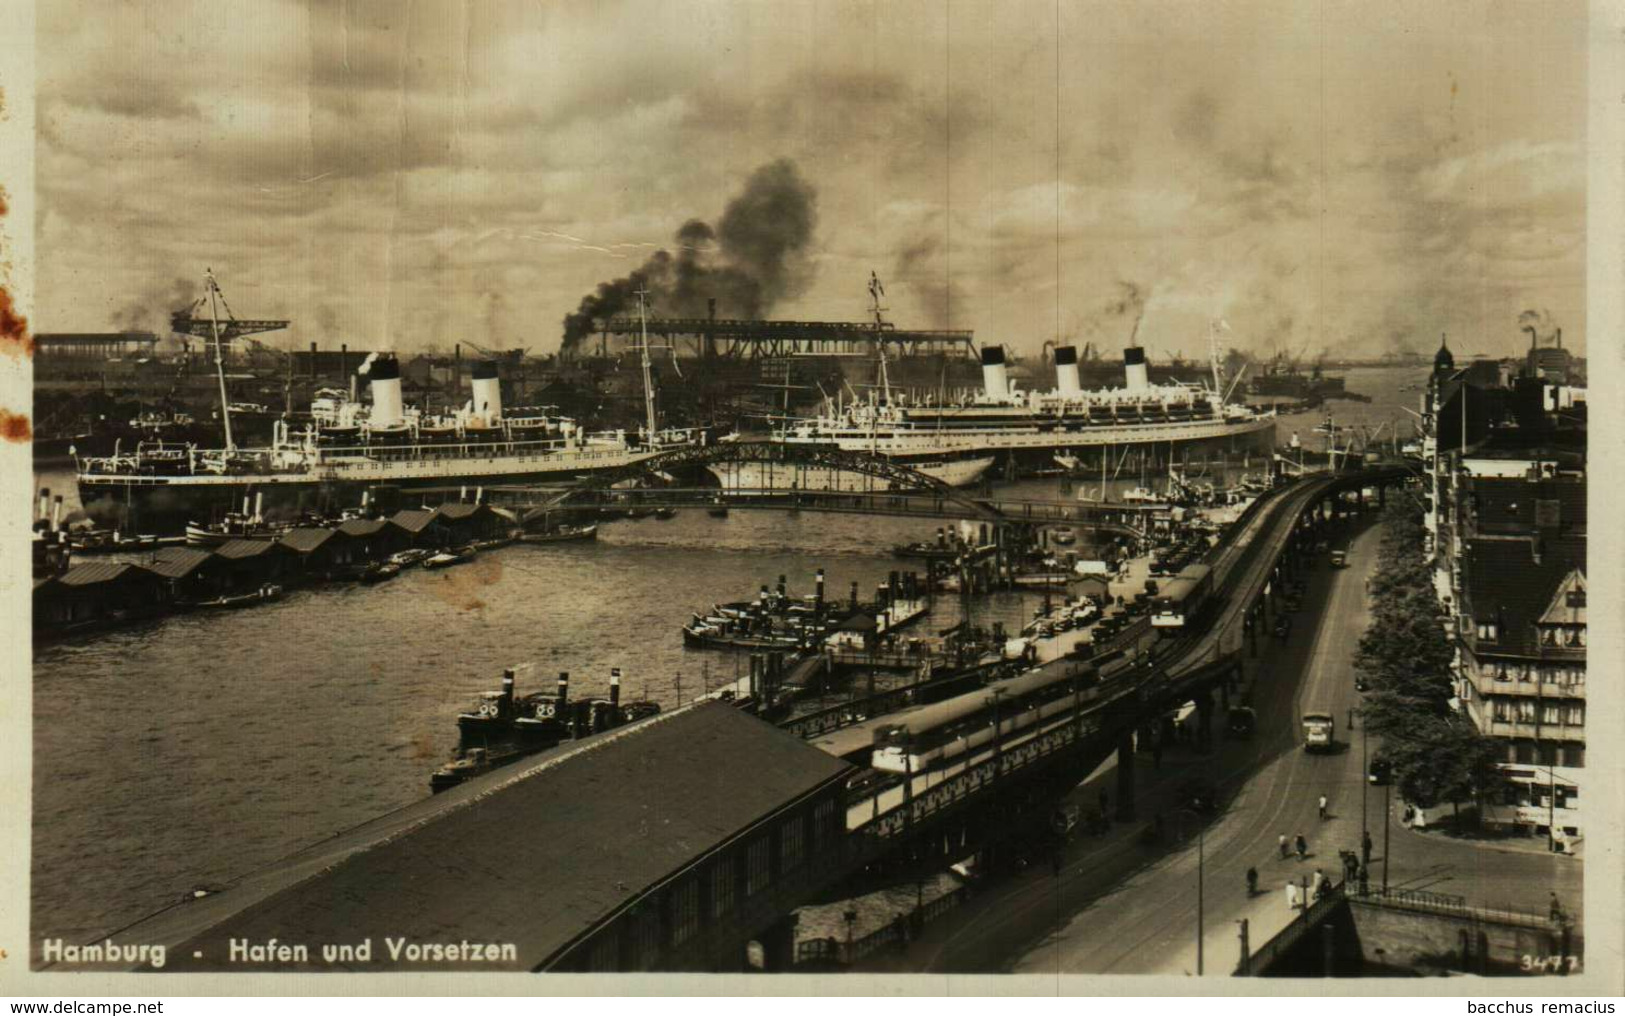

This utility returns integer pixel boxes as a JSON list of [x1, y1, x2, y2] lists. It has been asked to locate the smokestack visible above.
[[340, 343, 347, 379], [1055, 345, 1082, 395], [51, 495, 63, 533], [815, 568, 825, 607], [369, 355, 404, 428], [1524, 326, 1538, 353], [501, 668, 515, 712], [556, 672, 570, 707], [609, 668, 622, 708], [1555, 328, 1562, 350], [850, 581, 859, 610], [1123, 346, 1149, 391], [37, 487, 49, 522], [310, 341, 317, 379], [777, 574, 787, 598], [471, 361, 503, 424], [980, 346, 1009, 400]]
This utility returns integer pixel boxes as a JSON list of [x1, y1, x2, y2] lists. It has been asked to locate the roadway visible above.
[[856, 513, 1583, 975]]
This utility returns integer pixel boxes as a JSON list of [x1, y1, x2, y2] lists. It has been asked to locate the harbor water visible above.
[[30, 366, 1426, 947]]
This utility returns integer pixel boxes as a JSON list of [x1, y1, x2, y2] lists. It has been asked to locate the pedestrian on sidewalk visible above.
[[1318, 794, 1328, 820], [1295, 833, 1307, 860], [1312, 869, 1328, 900], [1549, 892, 1565, 925], [1361, 830, 1373, 868], [1278, 833, 1289, 860], [1285, 881, 1299, 912]]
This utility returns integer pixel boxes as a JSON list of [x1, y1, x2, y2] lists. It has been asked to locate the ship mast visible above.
[[869, 272, 891, 404], [206, 268, 235, 451], [635, 288, 659, 444]]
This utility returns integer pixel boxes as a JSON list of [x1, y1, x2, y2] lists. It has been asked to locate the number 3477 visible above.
[[1521, 955, 1581, 973]]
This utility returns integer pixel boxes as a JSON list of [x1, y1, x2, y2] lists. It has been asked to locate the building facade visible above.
[[1421, 338, 1587, 846]]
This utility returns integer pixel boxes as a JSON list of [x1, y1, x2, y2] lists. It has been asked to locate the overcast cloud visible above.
[[36, 0, 1588, 358]]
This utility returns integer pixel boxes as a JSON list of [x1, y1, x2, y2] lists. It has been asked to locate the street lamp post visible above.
[[1197, 819, 1205, 976], [1382, 780, 1392, 893]]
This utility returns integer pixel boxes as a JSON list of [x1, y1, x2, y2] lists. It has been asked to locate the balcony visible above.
[[1486, 720, 1585, 742], [1471, 678, 1585, 700]]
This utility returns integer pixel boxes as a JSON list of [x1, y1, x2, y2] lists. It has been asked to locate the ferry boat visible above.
[[75, 277, 702, 534], [710, 311, 1274, 493]]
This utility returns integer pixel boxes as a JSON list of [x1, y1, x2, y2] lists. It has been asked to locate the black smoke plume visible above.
[[112, 276, 198, 334], [561, 159, 818, 351], [1517, 308, 1560, 345], [1103, 281, 1149, 346]]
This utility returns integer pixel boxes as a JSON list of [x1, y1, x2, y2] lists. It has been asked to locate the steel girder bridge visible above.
[[449, 442, 1177, 537]]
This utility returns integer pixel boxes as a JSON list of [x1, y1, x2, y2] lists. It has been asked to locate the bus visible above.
[[1302, 712, 1335, 752]]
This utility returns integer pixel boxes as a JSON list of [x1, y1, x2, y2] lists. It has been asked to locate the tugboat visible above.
[[515, 523, 598, 544], [431, 667, 661, 793]]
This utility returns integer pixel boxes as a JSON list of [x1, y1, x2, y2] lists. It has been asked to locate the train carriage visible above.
[[1149, 563, 1215, 628]]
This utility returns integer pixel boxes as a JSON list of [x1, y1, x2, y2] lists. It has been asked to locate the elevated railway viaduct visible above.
[[94, 466, 1409, 974]]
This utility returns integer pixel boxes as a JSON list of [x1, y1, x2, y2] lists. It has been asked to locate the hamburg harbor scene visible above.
[[15, 0, 1600, 985]]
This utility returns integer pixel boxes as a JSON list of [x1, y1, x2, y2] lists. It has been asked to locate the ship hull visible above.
[[76, 452, 669, 533], [706, 454, 994, 493]]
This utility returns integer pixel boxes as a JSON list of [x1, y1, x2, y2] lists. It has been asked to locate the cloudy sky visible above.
[[35, 0, 1588, 359]]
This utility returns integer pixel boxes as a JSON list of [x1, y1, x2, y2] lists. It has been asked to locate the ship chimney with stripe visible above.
[[471, 360, 503, 425], [1055, 345, 1082, 396], [981, 346, 1009, 400], [1123, 346, 1150, 391], [368, 354, 405, 428]]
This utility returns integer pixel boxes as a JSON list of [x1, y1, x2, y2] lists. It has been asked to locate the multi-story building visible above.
[[1420, 337, 1587, 847]]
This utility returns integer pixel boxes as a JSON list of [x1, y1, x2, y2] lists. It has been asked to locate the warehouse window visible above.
[[1565, 704, 1584, 727], [746, 836, 772, 896], [670, 878, 700, 947], [711, 856, 736, 919], [1542, 703, 1561, 725], [812, 798, 838, 846], [1476, 621, 1498, 642], [1516, 700, 1537, 723], [780, 815, 805, 874]]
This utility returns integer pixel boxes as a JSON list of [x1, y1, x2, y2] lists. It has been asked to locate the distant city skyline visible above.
[[36, 0, 1588, 358]]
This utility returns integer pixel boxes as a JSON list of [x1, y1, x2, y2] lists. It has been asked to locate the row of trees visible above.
[[1354, 493, 1504, 820]]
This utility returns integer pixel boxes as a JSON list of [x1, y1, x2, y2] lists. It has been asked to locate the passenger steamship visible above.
[[709, 343, 1277, 492], [75, 355, 700, 532]]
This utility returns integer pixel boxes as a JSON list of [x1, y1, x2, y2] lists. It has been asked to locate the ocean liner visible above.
[[709, 342, 1276, 492]]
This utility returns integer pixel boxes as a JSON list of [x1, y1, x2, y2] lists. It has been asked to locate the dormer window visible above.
[[1476, 621, 1498, 642]]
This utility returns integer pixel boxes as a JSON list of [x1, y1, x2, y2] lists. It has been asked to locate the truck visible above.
[[1329, 548, 1348, 568], [1302, 712, 1335, 752]]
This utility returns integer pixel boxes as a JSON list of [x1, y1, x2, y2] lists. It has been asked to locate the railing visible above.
[[1347, 885, 1561, 931], [792, 886, 971, 967], [1239, 881, 1348, 975]]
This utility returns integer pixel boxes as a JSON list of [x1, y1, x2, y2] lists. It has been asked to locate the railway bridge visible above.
[[430, 440, 1169, 542], [98, 466, 1409, 975]]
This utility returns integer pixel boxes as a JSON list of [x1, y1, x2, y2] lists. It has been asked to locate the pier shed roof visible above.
[[388, 508, 437, 534], [55, 562, 156, 587], [114, 702, 852, 972], [213, 538, 294, 561], [336, 518, 388, 538], [146, 547, 214, 579], [278, 527, 337, 554]]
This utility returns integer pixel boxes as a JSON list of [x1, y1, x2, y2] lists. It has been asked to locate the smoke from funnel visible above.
[[561, 159, 818, 352]]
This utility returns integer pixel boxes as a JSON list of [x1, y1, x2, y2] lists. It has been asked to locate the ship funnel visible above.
[[37, 488, 49, 523], [556, 671, 570, 707], [1055, 345, 1082, 395], [368, 355, 404, 428], [1123, 346, 1150, 391], [471, 360, 503, 425], [609, 668, 622, 708], [981, 346, 1009, 400], [501, 668, 515, 711], [815, 568, 825, 607]]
